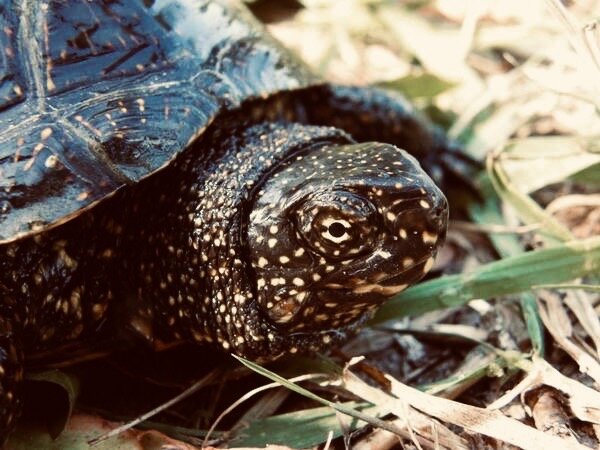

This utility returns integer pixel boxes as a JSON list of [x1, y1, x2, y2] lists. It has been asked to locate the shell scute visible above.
[[43, 0, 173, 96], [0, 0, 315, 242], [0, 122, 123, 237]]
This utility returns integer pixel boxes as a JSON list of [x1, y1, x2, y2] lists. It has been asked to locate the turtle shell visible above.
[[0, 0, 316, 243]]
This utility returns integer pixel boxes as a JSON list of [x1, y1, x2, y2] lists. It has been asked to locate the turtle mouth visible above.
[[281, 256, 436, 331], [319, 252, 436, 297], [287, 311, 373, 341]]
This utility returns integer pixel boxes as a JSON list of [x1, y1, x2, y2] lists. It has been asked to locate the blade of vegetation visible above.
[[233, 356, 412, 445], [377, 73, 456, 100], [469, 177, 545, 354], [371, 235, 600, 324], [487, 149, 573, 243], [232, 402, 374, 448], [495, 136, 600, 194], [571, 162, 600, 187], [205, 374, 325, 446]]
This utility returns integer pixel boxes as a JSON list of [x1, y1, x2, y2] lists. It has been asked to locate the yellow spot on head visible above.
[[423, 257, 435, 273], [422, 231, 438, 244]]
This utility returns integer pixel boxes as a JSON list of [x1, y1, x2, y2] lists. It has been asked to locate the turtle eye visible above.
[[295, 191, 379, 259], [322, 219, 351, 243]]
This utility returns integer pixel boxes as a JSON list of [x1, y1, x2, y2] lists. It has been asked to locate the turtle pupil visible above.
[[328, 222, 346, 238]]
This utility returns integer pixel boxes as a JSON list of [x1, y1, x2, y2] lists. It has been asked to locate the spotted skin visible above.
[[0, 0, 458, 444]]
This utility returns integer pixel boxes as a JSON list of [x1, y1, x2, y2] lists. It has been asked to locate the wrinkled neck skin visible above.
[[137, 122, 357, 360]]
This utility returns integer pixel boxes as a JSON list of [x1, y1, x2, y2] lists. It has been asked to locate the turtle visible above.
[[0, 0, 456, 440]]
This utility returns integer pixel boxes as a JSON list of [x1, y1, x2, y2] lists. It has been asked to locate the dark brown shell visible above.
[[0, 0, 316, 243]]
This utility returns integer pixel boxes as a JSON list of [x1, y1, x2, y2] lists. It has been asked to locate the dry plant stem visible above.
[[88, 369, 222, 447], [450, 220, 540, 235], [529, 388, 577, 441], [534, 284, 600, 292], [583, 22, 600, 72], [546, 194, 600, 214], [334, 408, 352, 448], [234, 356, 416, 441], [563, 290, 600, 359], [323, 430, 334, 450], [341, 354, 600, 450], [546, 0, 600, 76], [489, 355, 600, 427], [426, 347, 499, 399], [537, 292, 600, 384], [341, 367, 469, 450], [351, 418, 410, 450], [382, 371, 591, 450]]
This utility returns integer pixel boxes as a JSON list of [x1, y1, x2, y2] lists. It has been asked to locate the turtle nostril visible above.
[[431, 205, 444, 221], [427, 200, 448, 233]]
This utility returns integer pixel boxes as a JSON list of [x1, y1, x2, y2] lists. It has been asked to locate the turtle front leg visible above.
[[302, 84, 480, 195], [0, 313, 23, 444]]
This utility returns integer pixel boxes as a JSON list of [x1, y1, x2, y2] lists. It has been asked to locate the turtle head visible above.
[[247, 140, 447, 345], [182, 123, 446, 359]]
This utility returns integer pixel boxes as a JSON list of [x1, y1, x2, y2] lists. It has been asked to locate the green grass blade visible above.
[[571, 162, 600, 188], [377, 73, 456, 100], [469, 176, 545, 354], [233, 356, 406, 441], [371, 236, 600, 325], [231, 402, 374, 448]]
